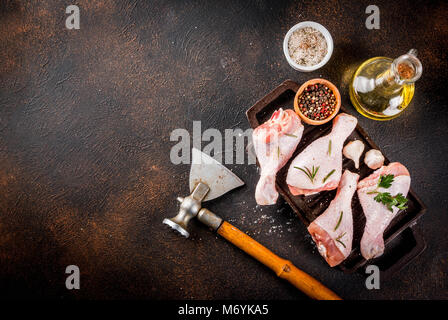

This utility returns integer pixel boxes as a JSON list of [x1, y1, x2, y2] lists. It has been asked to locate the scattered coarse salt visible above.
[[288, 27, 327, 66]]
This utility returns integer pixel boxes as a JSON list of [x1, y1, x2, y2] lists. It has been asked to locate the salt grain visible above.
[[288, 27, 327, 66]]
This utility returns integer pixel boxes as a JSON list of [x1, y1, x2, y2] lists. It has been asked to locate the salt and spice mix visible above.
[[288, 27, 328, 66], [297, 83, 336, 121]]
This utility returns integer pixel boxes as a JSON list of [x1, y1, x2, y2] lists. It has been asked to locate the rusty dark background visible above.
[[0, 0, 447, 300]]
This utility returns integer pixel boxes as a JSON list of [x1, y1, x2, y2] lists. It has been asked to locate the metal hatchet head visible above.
[[163, 148, 244, 237], [189, 148, 244, 202]]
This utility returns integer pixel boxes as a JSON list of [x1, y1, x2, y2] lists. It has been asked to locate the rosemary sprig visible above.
[[328, 139, 332, 156], [322, 169, 336, 183], [334, 211, 343, 231], [294, 165, 320, 184], [285, 133, 298, 138], [336, 239, 346, 248], [336, 232, 346, 248]]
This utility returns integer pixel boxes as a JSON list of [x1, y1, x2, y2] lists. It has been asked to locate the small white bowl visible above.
[[283, 21, 333, 72]]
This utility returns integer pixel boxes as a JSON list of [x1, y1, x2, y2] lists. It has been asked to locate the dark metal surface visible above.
[[0, 0, 447, 299]]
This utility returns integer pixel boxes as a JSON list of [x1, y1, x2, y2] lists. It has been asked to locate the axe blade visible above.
[[189, 148, 244, 202]]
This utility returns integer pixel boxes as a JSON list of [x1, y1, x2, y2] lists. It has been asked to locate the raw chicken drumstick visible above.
[[286, 113, 357, 196], [252, 108, 304, 205], [308, 170, 359, 267], [357, 162, 411, 260]]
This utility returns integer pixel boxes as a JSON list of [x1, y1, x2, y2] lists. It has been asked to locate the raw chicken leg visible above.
[[286, 113, 357, 196], [308, 170, 359, 267], [253, 108, 304, 205], [357, 162, 411, 260]]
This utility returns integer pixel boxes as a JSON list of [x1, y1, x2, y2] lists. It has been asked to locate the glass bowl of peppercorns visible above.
[[293, 79, 341, 125]]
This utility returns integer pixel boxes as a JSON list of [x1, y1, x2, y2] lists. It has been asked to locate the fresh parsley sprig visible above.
[[367, 174, 395, 194], [374, 192, 408, 212], [368, 174, 408, 212], [377, 174, 394, 189]]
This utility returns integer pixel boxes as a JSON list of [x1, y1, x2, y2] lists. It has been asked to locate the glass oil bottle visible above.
[[349, 49, 422, 120]]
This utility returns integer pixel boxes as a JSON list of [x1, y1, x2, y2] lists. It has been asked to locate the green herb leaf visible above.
[[322, 169, 336, 183], [285, 133, 298, 138], [373, 192, 408, 212], [314, 166, 320, 179], [328, 140, 332, 156], [373, 192, 388, 203], [335, 232, 346, 248], [374, 192, 393, 211], [336, 239, 346, 248], [377, 174, 394, 189], [294, 165, 320, 184], [336, 232, 346, 240], [334, 211, 343, 231], [277, 146, 280, 159], [295, 166, 309, 175], [394, 193, 408, 210], [305, 166, 313, 177], [367, 174, 395, 195]]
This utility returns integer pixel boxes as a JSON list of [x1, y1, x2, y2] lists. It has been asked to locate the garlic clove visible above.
[[364, 149, 385, 170], [343, 140, 364, 169]]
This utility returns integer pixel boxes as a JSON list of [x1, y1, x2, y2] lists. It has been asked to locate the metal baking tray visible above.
[[246, 80, 426, 278]]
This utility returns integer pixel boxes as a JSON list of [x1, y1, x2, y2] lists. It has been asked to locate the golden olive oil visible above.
[[349, 50, 422, 121]]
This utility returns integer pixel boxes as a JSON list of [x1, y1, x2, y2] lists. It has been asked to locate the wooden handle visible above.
[[217, 221, 342, 300]]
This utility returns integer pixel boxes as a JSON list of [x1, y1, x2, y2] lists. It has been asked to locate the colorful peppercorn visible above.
[[297, 83, 336, 121]]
